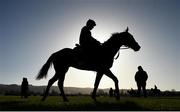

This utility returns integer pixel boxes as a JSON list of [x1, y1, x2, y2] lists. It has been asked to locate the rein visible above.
[[114, 47, 129, 60]]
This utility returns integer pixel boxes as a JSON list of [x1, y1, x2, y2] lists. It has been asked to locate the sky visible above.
[[0, 0, 179, 91]]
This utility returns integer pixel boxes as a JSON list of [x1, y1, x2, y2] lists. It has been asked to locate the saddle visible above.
[[73, 44, 102, 64]]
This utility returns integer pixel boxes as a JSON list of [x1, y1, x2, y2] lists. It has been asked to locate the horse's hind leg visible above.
[[41, 75, 58, 101], [58, 75, 68, 102], [56, 67, 69, 102]]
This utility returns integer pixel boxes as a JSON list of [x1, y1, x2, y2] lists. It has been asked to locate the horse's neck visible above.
[[102, 39, 123, 58], [110, 44, 122, 58]]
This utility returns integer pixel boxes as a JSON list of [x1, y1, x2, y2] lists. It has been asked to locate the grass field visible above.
[[0, 95, 180, 111]]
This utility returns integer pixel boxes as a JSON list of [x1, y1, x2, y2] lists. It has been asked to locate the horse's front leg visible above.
[[92, 72, 103, 101], [105, 70, 120, 100]]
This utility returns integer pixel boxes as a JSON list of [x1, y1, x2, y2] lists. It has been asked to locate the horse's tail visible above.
[[36, 53, 55, 80]]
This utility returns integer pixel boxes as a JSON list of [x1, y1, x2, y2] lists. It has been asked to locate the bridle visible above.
[[114, 47, 129, 60]]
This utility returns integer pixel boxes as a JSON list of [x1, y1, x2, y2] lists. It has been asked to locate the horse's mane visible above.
[[102, 32, 123, 47]]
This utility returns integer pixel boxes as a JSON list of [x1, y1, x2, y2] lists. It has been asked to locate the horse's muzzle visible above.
[[135, 45, 141, 51]]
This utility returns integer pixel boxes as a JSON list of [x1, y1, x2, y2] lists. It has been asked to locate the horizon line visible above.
[[1, 83, 179, 91]]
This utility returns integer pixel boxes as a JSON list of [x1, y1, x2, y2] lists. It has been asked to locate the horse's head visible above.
[[120, 27, 141, 51]]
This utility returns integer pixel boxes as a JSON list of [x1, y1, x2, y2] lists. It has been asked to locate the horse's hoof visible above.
[[41, 97, 46, 101], [63, 98, 69, 102], [93, 98, 97, 102], [116, 96, 120, 100], [41, 98, 45, 101], [91, 95, 97, 102]]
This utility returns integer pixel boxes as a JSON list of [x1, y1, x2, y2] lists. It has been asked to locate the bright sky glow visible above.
[[0, 0, 179, 91]]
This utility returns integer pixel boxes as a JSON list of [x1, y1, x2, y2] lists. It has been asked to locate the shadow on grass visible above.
[[0, 100, 149, 111], [77, 101, 149, 111], [1, 96, 180, 111], [0, 100, 27, 110]]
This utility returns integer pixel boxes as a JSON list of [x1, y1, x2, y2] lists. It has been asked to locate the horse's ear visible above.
[[125, 27, 129, 32]]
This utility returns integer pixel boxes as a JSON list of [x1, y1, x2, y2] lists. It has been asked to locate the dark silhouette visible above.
[[154, 85, 157, 90], [77, 19, 101, 63], [21, 77, 29, 98], [127, 88, 136, 97], [151, 85, 161, 96], [109, 88, 114, 97], [135, 66, 148, 97], [79, 19, 101, 50], [36, 26, 141, 102]]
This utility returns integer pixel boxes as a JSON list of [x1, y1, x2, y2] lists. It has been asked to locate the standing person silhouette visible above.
[[79, 19, 101, 61], [21, 77, 29, 98], [135, 66, 148, 97], [154, 85, 157, 90], [109, 87, 114, 97]]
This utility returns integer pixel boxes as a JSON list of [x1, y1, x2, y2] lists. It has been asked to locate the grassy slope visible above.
[[0, 96, 180, 111]]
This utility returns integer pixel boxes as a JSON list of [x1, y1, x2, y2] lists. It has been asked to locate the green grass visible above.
[[0, 96, 180, 110]]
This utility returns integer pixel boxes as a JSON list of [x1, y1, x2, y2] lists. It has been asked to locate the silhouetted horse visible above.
[[36, 27, 141, 102]]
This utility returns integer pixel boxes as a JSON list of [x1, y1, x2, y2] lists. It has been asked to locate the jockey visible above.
[[79, 19, 101, 51]]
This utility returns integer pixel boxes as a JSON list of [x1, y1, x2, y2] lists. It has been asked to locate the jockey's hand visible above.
[[75, 44, 80, 47], [96, 40, 101, 45]]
